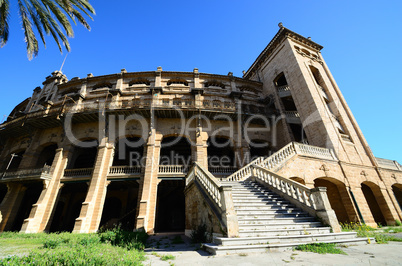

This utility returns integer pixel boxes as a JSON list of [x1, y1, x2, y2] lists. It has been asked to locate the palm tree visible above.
[[0, 0, 95, 59]]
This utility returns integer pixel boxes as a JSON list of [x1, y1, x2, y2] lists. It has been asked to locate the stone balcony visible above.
[[277, 85, 292, 98], [284, 111, 301, 124], [0, 165, 52, 181]]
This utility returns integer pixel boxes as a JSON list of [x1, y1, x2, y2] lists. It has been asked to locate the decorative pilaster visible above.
[[20, 147, 70, 233], [73, 142, 115, 233], [0, 184, 26, 231], [135, 129, 162, 233]]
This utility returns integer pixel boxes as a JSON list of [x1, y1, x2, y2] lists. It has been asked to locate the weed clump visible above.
[[190, 224, 212, 243], [295, 243, 347, 254]]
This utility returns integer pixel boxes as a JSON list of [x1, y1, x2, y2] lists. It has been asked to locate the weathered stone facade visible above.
[[0, 24, 400, 235]]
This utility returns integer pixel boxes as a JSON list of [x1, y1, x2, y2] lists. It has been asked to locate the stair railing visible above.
[[250, 164, 341, 232], [186, 162, 239, 237], [227, 142, 337, 181]]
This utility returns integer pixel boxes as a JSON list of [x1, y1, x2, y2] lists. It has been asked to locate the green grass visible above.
[[340, 222, 402, 244], [383, 227, 402, 233], [160, 254, 175, 261], [0, 228, 148, 265], [295, 243, 347, 255]]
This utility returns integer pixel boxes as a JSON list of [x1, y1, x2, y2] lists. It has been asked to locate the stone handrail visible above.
[[259, 142, 297, 169], [208, 166, 238, 175], [227, 142, 337, 181], [64, 168, 93, 177], [253, 164, 315, 208], [284, 111, 300, 118], [376, 157, 402, 171], [251, 164, 341, 232], [1, 165, 51, 179], [187, 163, 222, 207], [158, 165, 188, 175], [226, 157, 265, 181], [108, 166, 142, 175], [277, 85, 290, 93], [295, 143, 337, 160], [186, 162, 238, 237]]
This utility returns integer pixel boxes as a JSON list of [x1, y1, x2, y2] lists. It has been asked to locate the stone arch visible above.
[[49, 182, 88, 232], [113, 136, 145, 166], [0, 184, 7, 205], [2, 150, 25, 171], [314, 177, 358, 223], [274, 72, 288, 87], [361, 181, 393, 225], [68, 139, 99, 169], [99, 197, 122, 229], [249, 139, 271, 159], [160, 135, 192, 166], [392, 183, 402, 210], [207, 135, 235, 171], [100, 180, 140, 231], [155, 180, 185, 232], [35, 143, 58, 168], [11, 182, 43, 231], [290, 177, 306, 185]]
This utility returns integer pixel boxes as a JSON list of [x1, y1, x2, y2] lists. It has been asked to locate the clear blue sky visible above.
[[0, 1, 401, 163]]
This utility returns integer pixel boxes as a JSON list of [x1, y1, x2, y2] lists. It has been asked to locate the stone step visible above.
[[214, 232, 359, 246], [235, 208, 303, 215], [233, 198, 287, 204], [238, 221, 323, 230], [237, 217, 316, 224], [234, 203, 293, 209], [237, 212, 309, 218], [238, 227, 332, 237], [203, 237, 373, 255]]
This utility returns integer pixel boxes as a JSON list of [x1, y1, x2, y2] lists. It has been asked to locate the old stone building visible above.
[[0, 24, 401, 246]]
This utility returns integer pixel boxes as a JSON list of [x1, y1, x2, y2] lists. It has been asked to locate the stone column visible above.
[[20, 146, 70, 233], [311, 187, 341, 232], [349, 185, 376, 227], [0, 183, 26, 232], [73, 142, 115, 233], [219, 185, 239, 237], [135, 129, 162, 233], [195, 127, 208, 169]]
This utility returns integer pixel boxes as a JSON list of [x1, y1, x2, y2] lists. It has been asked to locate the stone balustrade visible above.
[[277, 85, 290, 93], [251, 164, 341, 232], [227, 142, 337, 181], [295, 143, 337, 160], [158, 165, 188, 176], [64, 168, 93, 178], [284, 111, 300, 118], [108, 166, 142, 176], [376, 157, 402, 171], [1, 165, 51, 179], [208, 166, 238, 176], [186, 162, 239, 236]]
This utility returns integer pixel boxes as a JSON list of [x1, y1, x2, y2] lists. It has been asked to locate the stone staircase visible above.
[[203, 180, 371, 255]]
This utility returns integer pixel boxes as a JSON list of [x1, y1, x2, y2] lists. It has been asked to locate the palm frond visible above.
[[18, 0, 39, 59], [0, 0, 10, 47], [24, 0, 47, 47], [40, 0, 74, 37]]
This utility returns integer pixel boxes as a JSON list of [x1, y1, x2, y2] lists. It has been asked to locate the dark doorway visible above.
[[36, 144, 58, 167], [49, 182, 88, 232], [361, 183, 386, 225], [99, 180, 139, 231], [0, 184, 7, 205], [11, 182, 43, 231], [160, 137, 192, 166], [314, 178, 354, 223], [113, 137, 145, 166], [392, 184, 402, 210], [155, 180, 185, 232], [249, 140, 271, 160]]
